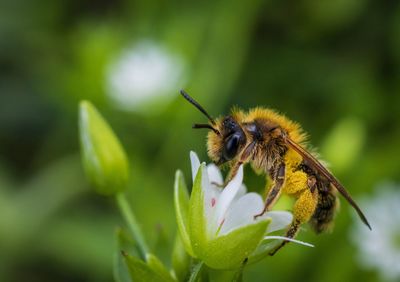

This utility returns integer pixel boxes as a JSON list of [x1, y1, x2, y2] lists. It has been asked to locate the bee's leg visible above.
[[225, 141, 257, 184], [254, 163, 285, 218], [225, 160, 243, 184], [269, 180, 318, 255], [269, 220, 300, 256]]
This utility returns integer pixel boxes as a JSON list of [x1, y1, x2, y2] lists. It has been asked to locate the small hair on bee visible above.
[[180, 89, 220, 135]]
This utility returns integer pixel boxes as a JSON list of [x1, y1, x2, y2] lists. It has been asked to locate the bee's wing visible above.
[[285, 137, 371, 230]]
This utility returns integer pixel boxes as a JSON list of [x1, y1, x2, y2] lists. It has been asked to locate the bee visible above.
[[180, 90, 371, 255]]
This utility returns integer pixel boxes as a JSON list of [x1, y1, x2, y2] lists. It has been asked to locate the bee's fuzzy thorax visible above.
[[245, 107, 308, 145]]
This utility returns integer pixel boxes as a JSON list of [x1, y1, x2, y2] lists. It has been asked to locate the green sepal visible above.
[[114, 228, 136, 282], [146, 253, 176, 282], [123, 253, 167, 282], [79, 100, 129, 195], [172, 234, 191, 282], [202, 218, 270, 270], [188, 164, 208, 259], [188, 261, 205, 282], [174, 170, 195, 257]]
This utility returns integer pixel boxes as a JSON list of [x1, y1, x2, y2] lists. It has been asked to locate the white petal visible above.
[[199, 163, 222, 237], [214, 166, 244, 230], [207, 164, 223, 186], [264, 236, 314, 248], [203, 181, 222, 227], [190, 151, 200, 183], [264, 211, 293, 233], [219, 192, 264, 235], [233, 184, 247, 201]]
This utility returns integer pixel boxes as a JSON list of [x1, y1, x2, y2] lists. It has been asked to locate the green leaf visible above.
[[79, 100, 130, 195], [123, 253, 166, 282], [174, 170, 195, 257], [172, 234, 191, 282], [114, 228, 136, 282], [188, 164, 208, 259], [203, 218, 270, 270]]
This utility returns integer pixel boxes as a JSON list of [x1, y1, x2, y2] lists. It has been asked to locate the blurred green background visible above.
[[1, 0, 400, 281]]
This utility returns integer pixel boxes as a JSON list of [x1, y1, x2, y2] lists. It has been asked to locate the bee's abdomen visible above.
[[310, 186, 339, 234]]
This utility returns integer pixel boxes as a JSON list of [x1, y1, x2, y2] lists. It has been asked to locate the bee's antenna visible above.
[[180, 89, 216, 125], [193, 123, 220, 135]]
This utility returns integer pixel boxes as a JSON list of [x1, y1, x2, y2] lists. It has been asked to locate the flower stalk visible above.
[[116, 192, 149, 261]]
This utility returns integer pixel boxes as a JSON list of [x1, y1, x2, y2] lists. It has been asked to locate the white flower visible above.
[[174, 151, 313, 269], [350, 182, 400, 281]]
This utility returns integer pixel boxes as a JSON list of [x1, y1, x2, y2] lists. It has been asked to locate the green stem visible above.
[[209, 260, 246, 282], [188, 261, 204, 282], [209, 268, 244, 282], [116, 192, 149, 260]]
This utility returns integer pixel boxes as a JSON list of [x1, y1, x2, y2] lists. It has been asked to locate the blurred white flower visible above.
[[105, 41, 185, 112], [350, 182, 400, 281]]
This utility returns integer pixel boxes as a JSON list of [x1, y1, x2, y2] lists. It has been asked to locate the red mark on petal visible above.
[[211, 198, 216, 207]]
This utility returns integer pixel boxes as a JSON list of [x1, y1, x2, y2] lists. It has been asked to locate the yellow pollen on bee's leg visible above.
[[293, 188, 318, 224], [283, 170, 308, 195], [284, 149, 303, 168]]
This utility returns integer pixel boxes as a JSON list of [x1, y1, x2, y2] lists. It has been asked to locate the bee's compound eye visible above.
[[223, 134, 240, 160]]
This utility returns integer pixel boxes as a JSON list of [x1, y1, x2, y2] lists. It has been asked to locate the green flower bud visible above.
[[79, 100, 129, 195]]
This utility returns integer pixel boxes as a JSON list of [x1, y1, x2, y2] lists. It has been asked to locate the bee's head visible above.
[[207, 116, 246, 165], [180, 90, 246, 166]]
